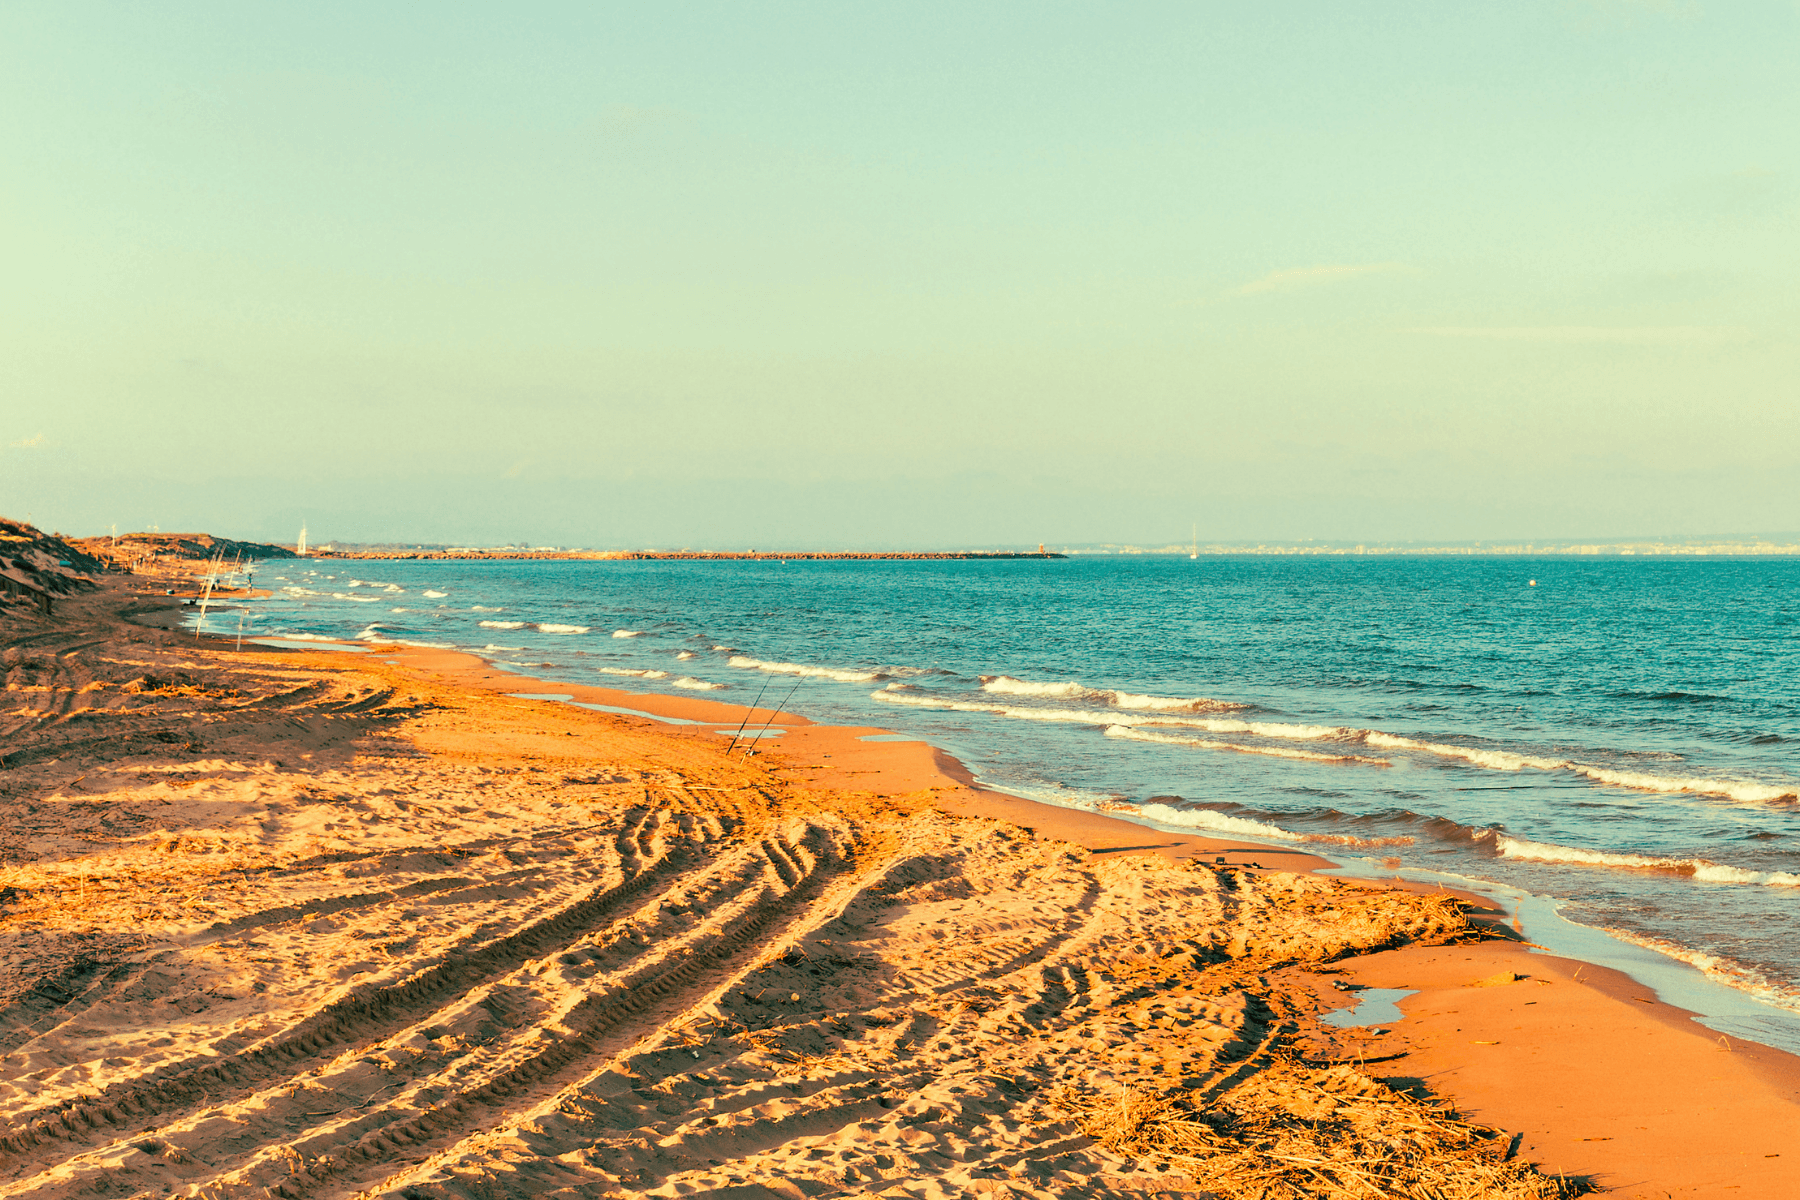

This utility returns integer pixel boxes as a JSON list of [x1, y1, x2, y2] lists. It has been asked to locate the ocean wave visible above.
[[1598, 928, 1800, 1016], [470, 605, 504, 612], [872, 688, 1338, 736], [676, 651, 697, 660], [538, 623, 590, 634], [1494, 835, 1800, 887], [482, 643, 522, 651], [1363, 732, 1565, 772], [980, 674, 1244, 713], [1135, 802, 1306, 842], [613, 629, 644, 638], [1106, 725, 1392, 766], [264, 631, 340, 642], [672, 676, 726, 690], [1357, 734, 1797, 804], [331, 593, 382, 603], [1133, 800, 1412, 848], [1613, 689, 1730, 703], [877, 686, 1796, 804], [731, 655, 883, 683], [980, 676, 1089, 700], [984, 782, 1131, 812], [599, 667, 668, 679], [422, 590, 448, 598], [479, 620, 527, 629], [1568, 764, 1797, 804], [352, 625, 454, 649]]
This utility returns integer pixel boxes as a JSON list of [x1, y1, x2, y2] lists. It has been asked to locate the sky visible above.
[[2, 2, 1795, 548]]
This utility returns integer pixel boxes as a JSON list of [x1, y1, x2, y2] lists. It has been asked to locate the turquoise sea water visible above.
[[223, 556, 1800, 1038]]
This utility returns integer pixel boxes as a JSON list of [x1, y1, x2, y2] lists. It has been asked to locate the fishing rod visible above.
[[742, 675, 805, 756], [725, 675, 775, 753]]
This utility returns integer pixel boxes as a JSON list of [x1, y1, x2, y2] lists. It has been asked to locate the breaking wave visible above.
[[871, 688, 1336, 736], [730, 656, 883, 683], [877, 688, 1794, 805], [1367, 733, 1797, 803], [538, 623, 589, 634], [479, 620, 526, 630], [1494, 835, 1800, 887], [599, 667, 668, 679], [1599, 928, 1800, 1015], [672, 676, 726, 690], [613, 629, 644, 638], [422, 590, 448, 598], [979, 674, 1244, 713], [1106, 725, 1392, 766]]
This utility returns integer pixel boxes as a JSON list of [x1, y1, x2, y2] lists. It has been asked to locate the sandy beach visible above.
[[2, 574, 1797, 1198]]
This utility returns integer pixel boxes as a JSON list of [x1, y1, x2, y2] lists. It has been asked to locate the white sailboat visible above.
[[1190, 523, 1198, 560], [297, 524, 308, 557]]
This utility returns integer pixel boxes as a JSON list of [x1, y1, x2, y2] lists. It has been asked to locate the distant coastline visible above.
[[55, 526, 1800, 563], [282, 539, 1798, 561]]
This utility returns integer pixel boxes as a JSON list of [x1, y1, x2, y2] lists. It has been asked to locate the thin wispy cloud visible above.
[[1401, 326, 1750, 345], [1232, 263, 1414, 296], [6, 433, 47, 449]]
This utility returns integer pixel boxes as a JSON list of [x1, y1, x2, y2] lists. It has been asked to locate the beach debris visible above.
[[1473, 970, 1525, 987]]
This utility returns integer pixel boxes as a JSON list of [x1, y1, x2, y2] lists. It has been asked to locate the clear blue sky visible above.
[[3, 2, 1794, 547]]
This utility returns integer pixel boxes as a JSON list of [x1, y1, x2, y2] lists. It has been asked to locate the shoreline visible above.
[[2, 581, 1795, 1194], [257, 628, 1800, 1192]]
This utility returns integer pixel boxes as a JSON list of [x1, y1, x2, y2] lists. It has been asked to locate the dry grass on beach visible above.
[[0, 584, 1584, 1199]]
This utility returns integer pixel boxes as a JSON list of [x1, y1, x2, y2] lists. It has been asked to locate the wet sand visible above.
[[2, 580, 1795, 1197]]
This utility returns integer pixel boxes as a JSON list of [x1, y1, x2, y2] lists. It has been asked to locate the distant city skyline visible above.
[[3, 3, 1795, 545]]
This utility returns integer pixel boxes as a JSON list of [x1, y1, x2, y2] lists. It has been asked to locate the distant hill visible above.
[[0, 518, 104, 614], [69, 531, 298, 569]]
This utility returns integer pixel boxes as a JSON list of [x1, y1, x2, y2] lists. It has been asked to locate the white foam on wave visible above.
[[479, 620, 526, 630], [353, 625, 454, 649], [1496, 835, 1800, 887], [266, 631, 339, 641], [331, 593, 382, 603], [985, 782, 1131, 813], [981, 676, 1090, 700], [676, 651, 697, 660], [1599, 927, 1800, 1016], [673, 676, 725, 690], [1135, 802, 1306, 842], [613, 629, 644, 638], [979, 674, 1242, 713], [1367, 733, 1798, 803], [1570, 764, 1797, 804], [390, 608, 410, 613], [873, 688, 1337, 736], [471, 605, 504, 612], [1366, 732, 1565, 772], [482, 643, 522, 651], [1106, 725, 1393, 766], [883, 686, 1796, 805], [731, 655, 882, 683], [538, 623, 589, 634], [599, 667, 668, 679], [422, 590, 448, 599]]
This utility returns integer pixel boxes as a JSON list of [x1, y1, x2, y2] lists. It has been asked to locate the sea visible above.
[[208, 555, 1800, 1050]]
